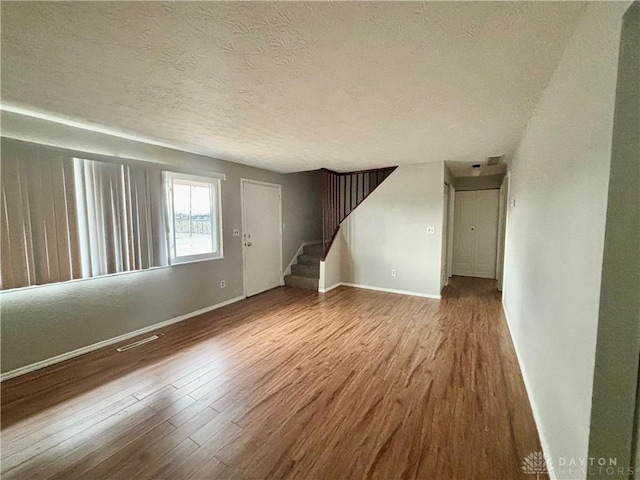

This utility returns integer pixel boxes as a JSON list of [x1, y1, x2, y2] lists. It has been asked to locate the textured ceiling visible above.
[[1, 2, 586, 173]]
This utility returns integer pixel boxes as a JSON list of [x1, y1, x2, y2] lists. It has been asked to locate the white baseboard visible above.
[[0, 295, 246, 382], [502, 302, 556, 480], [339, 282, 441, 299], [318, 282, 342, 293]]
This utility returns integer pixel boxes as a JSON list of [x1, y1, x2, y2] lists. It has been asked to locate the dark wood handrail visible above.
[[321, 166, 397, 259]]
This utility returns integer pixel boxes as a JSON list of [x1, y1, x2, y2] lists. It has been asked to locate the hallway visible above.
[[1, 277, 543, 479]]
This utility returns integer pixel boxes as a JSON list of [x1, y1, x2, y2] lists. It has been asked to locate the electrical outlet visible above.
[[426, 226, 435, 235], [391, 269, 397, 277], [220, 280, 225, 289], [232, 229, 240, 237]]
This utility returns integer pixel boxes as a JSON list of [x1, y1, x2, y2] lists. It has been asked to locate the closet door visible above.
[[453, 190, 500, 279]]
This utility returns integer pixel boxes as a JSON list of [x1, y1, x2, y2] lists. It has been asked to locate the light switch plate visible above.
[[232, 229, 240, 236], [426, 226, 435, 235]]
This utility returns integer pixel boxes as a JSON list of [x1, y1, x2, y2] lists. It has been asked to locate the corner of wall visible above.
[[501, 2, 630, 477]]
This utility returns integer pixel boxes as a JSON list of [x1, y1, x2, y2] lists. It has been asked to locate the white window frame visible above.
[[163, 171, 223, 264]]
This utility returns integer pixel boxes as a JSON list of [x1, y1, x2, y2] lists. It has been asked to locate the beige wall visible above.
[[501, 3, 630, 478], [340, 162, 444, 298], [0, 113, 322, 374]]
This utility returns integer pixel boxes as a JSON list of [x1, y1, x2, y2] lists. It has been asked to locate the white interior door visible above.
[[242, 180, 282, 297], [453, 189, 500, 279]]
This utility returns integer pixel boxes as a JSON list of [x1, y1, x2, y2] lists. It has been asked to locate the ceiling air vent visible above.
[[487, 156, 502, 166]]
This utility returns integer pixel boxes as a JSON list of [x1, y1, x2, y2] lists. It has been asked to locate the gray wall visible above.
[[341, 162, 444, 298], [453, 174, 504, 191], [588, 3, 640, 478], [444, 164, 455, 186], [0, 112, 322, 373], [501, 2, 629, 477]]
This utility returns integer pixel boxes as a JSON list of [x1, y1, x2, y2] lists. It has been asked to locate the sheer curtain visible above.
[[1, 153, 82, 289], [73, 158, 167, 278]]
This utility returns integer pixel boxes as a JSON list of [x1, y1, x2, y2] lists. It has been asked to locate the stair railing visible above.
[[321, 166, 397, 258]]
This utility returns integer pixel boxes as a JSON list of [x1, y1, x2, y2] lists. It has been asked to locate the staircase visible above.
[[321, 166, 396, 258], [285, 166, 397, 292], [284, 243, 322, 290]]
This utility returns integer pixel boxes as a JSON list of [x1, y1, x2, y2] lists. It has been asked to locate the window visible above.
[[0, 145, 225, 290], [164, 172, 223, 264], [0, 154, 169, 290]]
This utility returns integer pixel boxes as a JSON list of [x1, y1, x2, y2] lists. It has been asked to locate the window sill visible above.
[[168, 255, 224, 266], [0, 256, 226, 294]]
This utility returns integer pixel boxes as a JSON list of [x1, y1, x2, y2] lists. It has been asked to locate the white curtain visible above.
[[1, 152, 82, 289], [73, 158, 167, 278]]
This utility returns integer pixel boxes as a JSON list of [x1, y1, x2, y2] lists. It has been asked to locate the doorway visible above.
[[452, 189, 500, 279], [241, 179, 283, 297]]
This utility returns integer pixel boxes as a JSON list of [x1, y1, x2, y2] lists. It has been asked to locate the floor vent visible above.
[[116, 335, 159, 352]]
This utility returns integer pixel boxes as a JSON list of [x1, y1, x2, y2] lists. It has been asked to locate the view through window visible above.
[[165, 173, 222, 263]]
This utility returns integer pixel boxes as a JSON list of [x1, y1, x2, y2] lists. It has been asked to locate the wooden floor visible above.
[[1, 276, 543, 479]]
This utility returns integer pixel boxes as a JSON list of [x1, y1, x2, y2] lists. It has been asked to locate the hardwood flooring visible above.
[[1, 276, 543, 479]]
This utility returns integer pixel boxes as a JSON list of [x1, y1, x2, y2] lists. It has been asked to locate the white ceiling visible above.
[[1, 2, 586, 173]]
